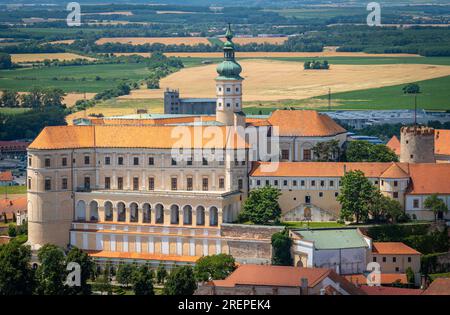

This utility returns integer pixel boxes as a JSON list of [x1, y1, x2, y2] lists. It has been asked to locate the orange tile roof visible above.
[[0, 197, 27, 219], [408, 163, 450, 194], [86, 250, 200, 263], [0, 171, 13, 182], [435, 129, 450, 156], [267, 110, 347, 137], [380, 163, 410, 179], [372, 242, 421, 255], [250, 161, 397, 178], [29, 125, 249, 150], [422, 278, 450, 295], [211, 264, 362, 294], [360, 285, 423, 295], [386, 136, 400, 156], [345, 273, 408, 285]]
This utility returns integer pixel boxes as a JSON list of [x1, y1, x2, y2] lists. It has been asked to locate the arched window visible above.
[[183, 205, 192, 225], [196, 206, 205, 226], [104, 201, 113, 221], [89, 201, 99, 222], [155, 204, 164, 224], [117, 202, 126, 222], [143, 203, 151, 223], [130, 202, 138, 222], [75, 200, 86, 221], [170, 205, 179, 225], [210, 206, 218, 226]]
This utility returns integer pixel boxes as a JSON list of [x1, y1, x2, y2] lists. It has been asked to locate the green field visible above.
[[0, 185, 26, 195], [0, 63, 151, 93]]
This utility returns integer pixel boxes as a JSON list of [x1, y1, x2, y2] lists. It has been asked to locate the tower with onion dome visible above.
[[215, 24, 245, 126]]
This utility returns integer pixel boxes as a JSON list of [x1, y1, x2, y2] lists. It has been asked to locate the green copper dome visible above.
[[216, 24, 243, 81]]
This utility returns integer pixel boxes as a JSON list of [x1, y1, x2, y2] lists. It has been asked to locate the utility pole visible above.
[[328, 88, 331, 111]]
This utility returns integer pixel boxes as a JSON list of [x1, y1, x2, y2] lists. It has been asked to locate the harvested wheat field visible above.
[[119, 59, 450, 102], [63, 93, 96, 107], [219, 37, 287, 45], [11, 53, 95, 63], [96, 37, 210, 46], [164, 51, 420, 58]]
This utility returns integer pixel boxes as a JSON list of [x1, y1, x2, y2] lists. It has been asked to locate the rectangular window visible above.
[[335, 192, 339, 197], [320, 180, 325, 187], [413, 199, 419, 208], [133, 177, 139, 191], [105, 157, 111, 165], [266, 180, 270, 186], [293, 180, 297, 186], [281, 150, 289, 160], [319, 192, 323, 197], [330, 180, 334, 187], [238, 179, 243, 190], [393, 192, 399, 198], [393, 257, 397, 263], [28, 177, 32, 189], [256, 180, 261, 186], [283, 180, 288, 186], [219, 178, 225, 189], [187, 157, 193, 166], [373, 257, 377, 262], [105, 177, 111, 189], [148, 177, 154, 191], [62, 157, 67, 167], [148, 157, 154, 165], [133, 157, 139, 166], [117, 177, 123, 190], [301, 180, 305, 187], [202, 158, 208, 166], [118, 157, 124, 165], [84, 156, 90, 165], [28, 157, 32, 167], [187, 177, 193, 191], [311, 180, 316, 187], [45, 158, 51, 168], [408, 257, 412, 263], [274, 180, 278, 186], [382, 257, 386, 263], [394, 181, 398, 187], [84, 177, 90, 190], [61, 178, 68, 190], [171, 177, 177, 191], [303, 149, 312, 161], [45, 178, 51, 191], [202, 178, 208, 191], [171, 158, 177, 166]]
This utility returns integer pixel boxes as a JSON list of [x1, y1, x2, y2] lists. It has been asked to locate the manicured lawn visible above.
[[429, 272, 450, 281], [282, 221, 346, 229], [0, 185, 26, 194]]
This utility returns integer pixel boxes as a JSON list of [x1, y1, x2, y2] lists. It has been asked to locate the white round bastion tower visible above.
[[400, 126, 435, 163]]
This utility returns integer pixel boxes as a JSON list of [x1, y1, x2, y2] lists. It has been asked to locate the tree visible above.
[[65, 247, 94, 295], [345, 141, 398, 162], [1, 90, 19, 108], [0, 53, 12, 69], [0, 242, 35, 295], [35, 244, 67, 295], [424, 194, 448, 222], [132, 265, 154, 295], [116, 263, 136, 288], [194, 254, 236, 282], [93, 274, 113, 295], [368, 192, 404, 223], [271, 229, 293, 266], [163, 266, 197, 295], [156, 265, 168, 284], [41, 89, 66, 108], [238, 186, 282, 225], [20, 88, 43, 109], [337, 170, 377, 223], [7, 224, 16, 237], [313, 140, 340, 161], [403, 83, 420, 94], [406, 267, 415, 284]]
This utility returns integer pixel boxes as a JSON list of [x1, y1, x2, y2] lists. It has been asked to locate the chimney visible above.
[[300, 278, 308, 295]]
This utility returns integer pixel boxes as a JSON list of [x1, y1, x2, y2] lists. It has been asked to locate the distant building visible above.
[[387, 129, 450, 163], [0, 140, 29, 158], [0, 171, 14, 186], [164, 89, 216, 115], [195, 264, 364, 295], [290, 228, 371, 275], [0, 196, 27, 223], [369, 242, 421, 276], [359, 285, 423, 295], [250, 162, 450, 221]]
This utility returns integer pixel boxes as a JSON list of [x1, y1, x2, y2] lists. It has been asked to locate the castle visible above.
[[27, 25, 450, 266]]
